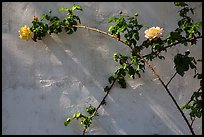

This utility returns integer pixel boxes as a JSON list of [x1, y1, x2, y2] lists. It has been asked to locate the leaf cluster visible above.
[[64, 105, 98, 128], [30, 4, 82, 41], [174, 51, 197, 77], [108, 12, 143, 49]]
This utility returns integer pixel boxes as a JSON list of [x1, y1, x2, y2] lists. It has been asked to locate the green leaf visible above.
[[104, 86, 109, 92], [71, 4, 82, 11], [134, 12, 138, 16], [131, 56, 138, 66], [108, 76, 115, 84], [197, 74, 202, 79], [113, 53, 119, 62], [185, 50, 190, 56], [118, 25, 127, 33], [190, 8, 194, 14], [58, 7, 65, 12], [64, 117, 71, 126], [174, 53, 196, 77], [64, 121, 68, 126], [136, 65, 142, 71], [80, 116, 92, 127], [130, 39, 136, 46], [127, 65, 135, 79], [134, 31, 139, 41], [195, 22, 202, 27], [168, 32, 182, 42], [152, 42, 159, 49], [123, 64, 128, 70], [181, 103, 187, 110], [196, 112, 201, 118], [73, 27, 77, 32], [179, 7, 190, 17], [65, 8, 69, 12], [117, 78, 126, 88], [185, 104, 191, 109], [40, 14, 45, 21], [45, 14, 51, 20], [189, 62, 196, 69], [137, 24, 143, 30], [174, 2, 188, 7], [73, 112, 82, 119], [108, 25, 115, 32], [86, 105, 96, 115], [73, 15, 81, 24], [108, 17, 116, 23]]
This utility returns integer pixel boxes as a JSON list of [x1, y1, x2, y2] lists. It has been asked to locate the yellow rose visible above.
[[144, 26, 163, 41], [19, 25, 32, 41]]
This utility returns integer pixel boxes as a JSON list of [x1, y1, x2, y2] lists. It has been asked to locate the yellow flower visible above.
[[144, 26, 163, 41], [19, 25, 32, 41]]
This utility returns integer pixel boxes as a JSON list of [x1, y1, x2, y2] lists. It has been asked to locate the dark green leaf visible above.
[[158, 55, 165, 60], [127, 65, 135, 79], [130, 39, 136, 46], [73, 15, 81, 24], [185, 104, 191, 109], [108, 76, 115, 84], [190, 8, 194, 14], [195, 112, 201, 118], [134, 31, 139, 41], [174, 2, 188, 7], [185, 50, 190, 56], [117, 78, 126, 88], [73, 27, 77, 32], [197, 74, 202, 79], [104, 86, 109, 92]]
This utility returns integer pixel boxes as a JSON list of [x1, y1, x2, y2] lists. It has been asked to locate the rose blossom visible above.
[[19, 25, 32, 41], [144, 26, 163, 41]]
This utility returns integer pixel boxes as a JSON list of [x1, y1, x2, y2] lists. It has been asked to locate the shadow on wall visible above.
[[41, 32, 189, 135]]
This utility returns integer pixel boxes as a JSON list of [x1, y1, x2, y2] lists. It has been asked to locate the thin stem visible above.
[[187, 86, 202, 104], [139, 57, 195, 135], [143, 36, 203, 58], [68, 24, 196, 135], [166, 72, 177, 87], [83, 126, 88, 135], [190, 117, 196, 127], [96, 78, 117, 112], [83, 72, 118, 135], [62, 25, 132, 49]]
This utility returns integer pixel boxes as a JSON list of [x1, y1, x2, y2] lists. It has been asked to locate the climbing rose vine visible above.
[[18, 2, 202, 135]]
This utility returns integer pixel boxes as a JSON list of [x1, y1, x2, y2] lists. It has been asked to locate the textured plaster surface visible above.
[[2, 2, 202, 135]]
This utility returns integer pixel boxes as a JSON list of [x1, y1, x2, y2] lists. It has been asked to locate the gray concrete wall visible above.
[[2, 2, 202, 135]]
